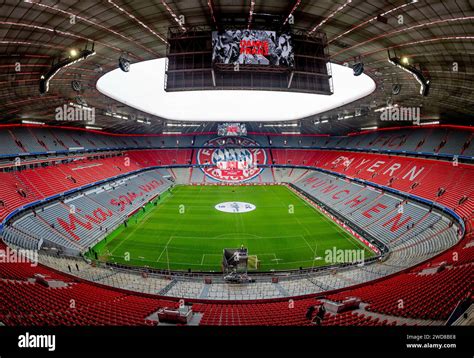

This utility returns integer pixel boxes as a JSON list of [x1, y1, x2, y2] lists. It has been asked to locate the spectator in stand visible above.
[[312, 304, 326, 326], [305, 305, 316, 320]]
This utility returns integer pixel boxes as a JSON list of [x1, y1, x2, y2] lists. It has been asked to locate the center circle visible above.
[[215, 202, 256, 213]]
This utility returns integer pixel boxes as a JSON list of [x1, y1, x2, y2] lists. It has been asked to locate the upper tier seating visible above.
[[0, 125, 472, 157]]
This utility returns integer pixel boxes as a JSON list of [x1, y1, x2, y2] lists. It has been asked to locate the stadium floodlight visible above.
[[135, 117, 151, 125], [75, 96, 88, 108], [392, 83, 402, 95], [361, 126, 378, 130], [166, 123, 200, 127], [118, 55, 131, 72], [374, 104, 398, 112], [68, 102, 94, 111], [104, 111, 128, 120], [352, 62, 364, 76], [419, 121, 440, 126], [39, 46, 95, 94], [388, 51, 430, 96], [71, 80, 82, 92], [69, 49, 78, 58], [85, 125, 102, 130], [22, 120, 45, 125], [263, 123, 298, 127]]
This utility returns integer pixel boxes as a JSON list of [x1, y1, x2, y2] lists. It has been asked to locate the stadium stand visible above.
[[0, 127, 472, 326], [0, 125, 472, 158]]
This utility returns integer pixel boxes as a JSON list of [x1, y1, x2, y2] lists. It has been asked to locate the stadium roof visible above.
[[0, 0, 473, 134], [97, 59, 376, 122]]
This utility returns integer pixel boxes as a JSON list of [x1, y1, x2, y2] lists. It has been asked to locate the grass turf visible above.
[[88, 185, 374, 272]]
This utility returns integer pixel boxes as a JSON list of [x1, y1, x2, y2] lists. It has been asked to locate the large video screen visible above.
[[217, 123, 247, 137], [212, 30, 294, 67]]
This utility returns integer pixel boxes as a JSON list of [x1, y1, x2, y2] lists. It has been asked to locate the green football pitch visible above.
[[88, 185, 374, 272]]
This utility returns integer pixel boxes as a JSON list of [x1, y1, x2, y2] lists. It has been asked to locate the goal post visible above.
[[247, 255, 259, 270], [222, 247, 259, 272]]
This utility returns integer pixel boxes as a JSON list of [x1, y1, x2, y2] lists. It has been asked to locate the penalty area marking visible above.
[[200, 253, 222, 266], [155, 237, 173, 262]]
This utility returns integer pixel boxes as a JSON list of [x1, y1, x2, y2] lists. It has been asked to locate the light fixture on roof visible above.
[[388, 50, 430, 96], [352, 57, 364, 76], [39, 43, 95, 94], [118, 54, 131, 72], [75, 95, 88, 107], [136, 118, 151, 125], [22, 120, 45, 125], [85, 125, 102, 130], [262, 123, 299, 128], [94, 65, 104, 73], [166, 123, 200, 127], [69, 49, 78, 58], [71, 80, 82, 92], [401, 56, 409, 65], [104, 111, 128, 120], [392, 83, 401, 95], [419, 121, 439, 126], [68, 102, 94, 111], [374, 104, 398, 112], [361, 126, 378, 130]]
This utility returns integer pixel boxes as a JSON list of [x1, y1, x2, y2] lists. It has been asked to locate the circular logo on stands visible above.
[[197, 137, 267, 182], [215, 202, 256, 213]]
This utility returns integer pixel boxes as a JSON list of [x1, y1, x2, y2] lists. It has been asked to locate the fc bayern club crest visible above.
[[197, 137, 267, 182]]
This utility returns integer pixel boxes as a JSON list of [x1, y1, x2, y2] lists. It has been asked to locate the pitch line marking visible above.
[[291, 188, 365, 251], [156, 237, 173, 263], [271, 186, 321, 256], [109, 202, 162, 254], [107, 189, 175, 256], [302, 236, 317, 256], [271, 253, 281, 264]]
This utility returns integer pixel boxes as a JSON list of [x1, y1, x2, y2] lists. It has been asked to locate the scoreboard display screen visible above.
[[217, 123, 247, 137], [212, 30, 294, 67]]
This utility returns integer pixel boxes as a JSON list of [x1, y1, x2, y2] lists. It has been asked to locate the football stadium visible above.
[[0, 0, 473, 354]]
